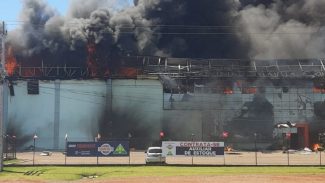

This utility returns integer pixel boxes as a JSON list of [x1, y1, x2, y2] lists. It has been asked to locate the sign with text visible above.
[[162, 141, 224, 157], [67, 141, 129, 157]]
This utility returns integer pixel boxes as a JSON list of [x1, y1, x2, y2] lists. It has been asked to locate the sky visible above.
[[1, 0, 68, 30], [1, 0, 133, 30]]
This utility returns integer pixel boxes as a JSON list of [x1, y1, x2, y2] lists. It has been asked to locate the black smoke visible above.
[[314, 101, 325, 120], [6, 0, 325, 66], [237, 0, 325, 58], [137, 0, 249, 58], [227, 92, 274, 139]]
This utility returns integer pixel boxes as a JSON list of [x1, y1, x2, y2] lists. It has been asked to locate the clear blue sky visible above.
[[1, 0, 133, 30]]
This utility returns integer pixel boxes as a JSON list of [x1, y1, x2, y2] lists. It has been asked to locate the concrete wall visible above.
[[7, 79, 164, 150], [6, 79, 325, 150], [8, 80, 107, 150]]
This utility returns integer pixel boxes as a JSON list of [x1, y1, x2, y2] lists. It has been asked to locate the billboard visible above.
[[162, 141, 224, 157], [67, 141, 129, 157]]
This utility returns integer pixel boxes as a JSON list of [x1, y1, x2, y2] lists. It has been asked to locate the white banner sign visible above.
[[162, 141, 224, 157]]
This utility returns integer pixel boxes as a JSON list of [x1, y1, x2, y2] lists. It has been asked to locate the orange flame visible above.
[[119, 67, 138, 77], [313, 144, 321, 151], [242, 87, 257, 94], [5, 46, 18, 76], [87, 42, 96, 55], [86, 42, 99, 77], [223, 88, 233, 95], [21, 68, 42, 77], [313, 87, 325, 94], [225, 146, 233, 152]]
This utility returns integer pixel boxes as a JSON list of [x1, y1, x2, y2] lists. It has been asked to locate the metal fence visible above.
[[4, 150, 324, 166], [3, 141, 324, 166], [3, 135, 16, 160]]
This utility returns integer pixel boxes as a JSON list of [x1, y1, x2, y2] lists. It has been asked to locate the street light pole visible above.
[[319, 133, 322, 166], [33, 134, 38, 166], [286, 132, 290, 166], [286, 121, 293, 166], [65, 133, 68, 165], [0, 21, 7, 172], [12, 135, 16, 159], [128, 132, 132, 165], [222, 131, 228, 166], [96, 133, 101, 165], [191, 133, 195, 165], [254, 133, 257, 166]]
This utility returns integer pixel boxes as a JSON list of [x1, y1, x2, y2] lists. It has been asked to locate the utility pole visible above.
[[1, 21, 5, 68], [0, 21, 7, 171]]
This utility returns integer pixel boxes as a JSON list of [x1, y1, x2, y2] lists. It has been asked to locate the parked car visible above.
[[40, 151, 52, 156], [145, 147, 166, 164]]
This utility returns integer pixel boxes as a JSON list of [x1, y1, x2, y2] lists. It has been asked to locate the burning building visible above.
[[2, 0, 325, 150], [3, 57, 325, 150]]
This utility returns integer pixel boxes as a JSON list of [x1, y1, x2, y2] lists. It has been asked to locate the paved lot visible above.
[[10, 150, 325, 166]]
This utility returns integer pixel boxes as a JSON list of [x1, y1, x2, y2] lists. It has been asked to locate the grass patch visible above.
[[3, 159, 22, 165], [0, 166, 325, 181]]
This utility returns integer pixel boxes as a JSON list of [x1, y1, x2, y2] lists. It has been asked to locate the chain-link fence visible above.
[[3, 135, 16, 160], [4, 138, 324, 166], [4, 150, 324, 166]]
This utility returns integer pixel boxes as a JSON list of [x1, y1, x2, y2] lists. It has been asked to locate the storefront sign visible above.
[[67, 141, 129, 157], [162, 141, 224, 157]]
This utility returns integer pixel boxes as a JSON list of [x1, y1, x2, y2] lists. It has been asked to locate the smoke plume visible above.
[[6, 0, 325, 65], [238, 0, 325, 59], [5, 0, 325, 149]]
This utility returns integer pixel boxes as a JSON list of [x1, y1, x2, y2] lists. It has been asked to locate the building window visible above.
[[27, 80, 39, 95]]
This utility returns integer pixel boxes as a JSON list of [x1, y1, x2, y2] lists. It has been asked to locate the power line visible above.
[[4, 21, 322, 36], [13, 83, 163, 105], [11, 82, 323, 108], [7, 29, 320, 36], [4, 21, 320, 29]]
